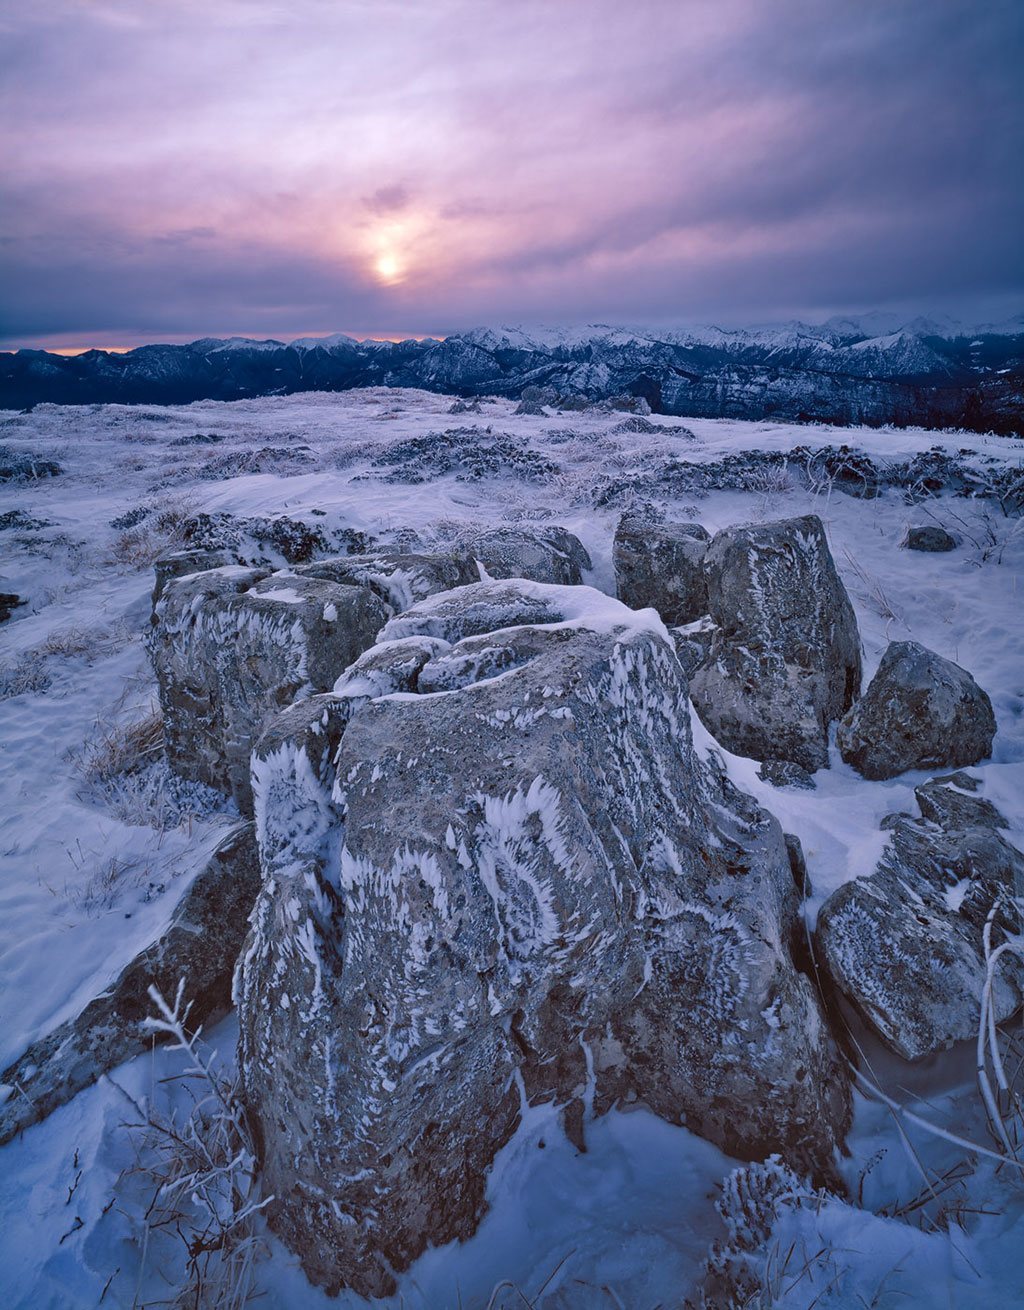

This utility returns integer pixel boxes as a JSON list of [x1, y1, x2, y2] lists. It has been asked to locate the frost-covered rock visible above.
[[463, 525, 592, 586], [149, 565, 389, 813], [237, 579, 849, 1297], [296, 548, 479, 610], [152, 547, 231, 606], [815, 780, 1024, 1061], [689, 515, 862, 771], [903, 524, 957, 552], [613, 511, 710, 624], [837, 640, 996, 780], [0, 822, 258, 1145]]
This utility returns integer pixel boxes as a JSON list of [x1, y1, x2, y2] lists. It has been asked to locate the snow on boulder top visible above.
[[377, 578, 670, 648]]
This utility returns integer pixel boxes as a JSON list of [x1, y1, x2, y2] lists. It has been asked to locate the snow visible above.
[[2, 386, 1024, 1306]]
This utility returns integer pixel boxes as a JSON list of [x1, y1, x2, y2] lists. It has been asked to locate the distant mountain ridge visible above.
[[3, 314, 1022, 434]]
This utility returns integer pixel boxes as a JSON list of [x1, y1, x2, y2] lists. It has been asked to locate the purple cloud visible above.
[[1, 0, 1021, 348]]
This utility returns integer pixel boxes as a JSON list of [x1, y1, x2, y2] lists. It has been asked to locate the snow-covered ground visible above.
[[1, 389, 1023, 1307]]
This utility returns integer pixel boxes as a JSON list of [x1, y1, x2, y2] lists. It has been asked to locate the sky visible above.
[[1, 0, 1022, 351]]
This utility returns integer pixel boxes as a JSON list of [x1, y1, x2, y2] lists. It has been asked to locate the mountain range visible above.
[[3, 314, 1023, 434]]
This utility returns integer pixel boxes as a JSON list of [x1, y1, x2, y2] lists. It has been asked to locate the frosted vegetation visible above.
[[1, 388, 1023, 1307]]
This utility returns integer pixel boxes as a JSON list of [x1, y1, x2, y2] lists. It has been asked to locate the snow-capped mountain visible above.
[[2, 314, 1022, 433]]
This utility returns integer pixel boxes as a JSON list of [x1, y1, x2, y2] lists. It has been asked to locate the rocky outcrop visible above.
[[815, 776, 1024, 1061], [689, 515, 862, 772], [0, 822, 259, 1145], [903, 525, 956, 551], [149, 565, 390, 813], [613, 512, 711, 624], [837, 641, 996, 780], [237, 579, 850, 1297], [462, 525, 592, 586]]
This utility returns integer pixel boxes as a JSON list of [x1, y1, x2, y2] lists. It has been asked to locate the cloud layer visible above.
[[2, 0, 1022, 347]]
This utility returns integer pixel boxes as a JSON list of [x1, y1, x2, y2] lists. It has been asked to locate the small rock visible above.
[[837, 641, 996, 780], [0, 593, 25, 624], [758, 760, 817, 790], [915, 772, 1007, 831], [903, 525, 957, 552]]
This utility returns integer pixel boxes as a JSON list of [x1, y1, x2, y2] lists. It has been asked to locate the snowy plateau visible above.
[[1, 385, 1024, 1310]]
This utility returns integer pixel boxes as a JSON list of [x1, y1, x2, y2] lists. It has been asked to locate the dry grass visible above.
[[117, 983, 270, 1308], [75, 709, 164, 784]]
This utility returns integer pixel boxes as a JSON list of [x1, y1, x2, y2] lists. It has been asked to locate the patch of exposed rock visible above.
[[0, 823, 259, 1144], [613, 511, 711, 624], [815, 775, 1024, 1061], [837, 640, 996, 780], [689, 515, 862, 772], [237, 579, 850, 1297]]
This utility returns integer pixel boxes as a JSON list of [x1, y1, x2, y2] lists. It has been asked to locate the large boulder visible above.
[[837, 641, 996, 780], [462, 525, 592, 585], [815, 775, 1024, 1061], [0, 822, 259, 1144], [237, 580, 850, 1298], [613, 512, 711, 624], [689, 515, 862, 772], [148, 565, 390, 813]]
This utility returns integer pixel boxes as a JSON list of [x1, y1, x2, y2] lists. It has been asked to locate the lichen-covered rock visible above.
[[903, 525, 956, 552], [815, 782, 1024, 1061], [689, 515, 862, 771], [149, 565, 389, 813], [237, 579, 849, 1297], [0, 822, 258, 1144], [463, 525, 592, 585], [295, 549, 479, 610], [613, 512, 711, 624], [837, 641, 996, 780]]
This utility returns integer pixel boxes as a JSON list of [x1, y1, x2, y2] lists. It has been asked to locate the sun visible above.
[[374, 252, 402, 285]]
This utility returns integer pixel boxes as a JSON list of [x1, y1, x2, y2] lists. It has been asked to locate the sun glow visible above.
[[374, 251, 402, 284]]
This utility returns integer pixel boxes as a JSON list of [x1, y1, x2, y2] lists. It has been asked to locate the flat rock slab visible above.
[[0, 822, 259, 1145]]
